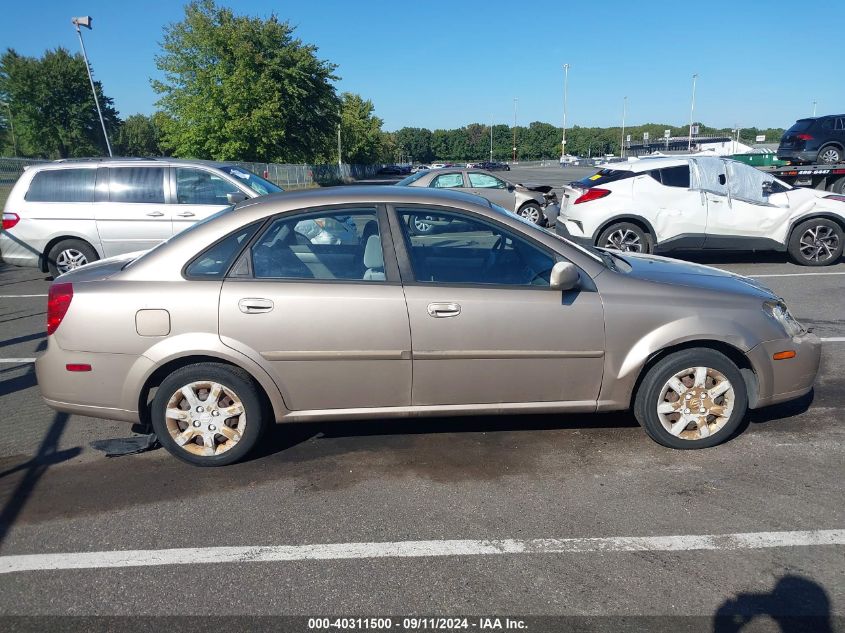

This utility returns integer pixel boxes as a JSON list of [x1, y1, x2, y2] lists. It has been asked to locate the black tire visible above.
[[634, 348, 748, 450], [408, 214, 437, 235], [151, 363, 267, 466], [597, 222, 652, 253], [517, 202, 544, 226], [46, 238, 99, 278], [817, 144, 843, 165], [830, 176, 845, 195], [787, 218, 844, 266]]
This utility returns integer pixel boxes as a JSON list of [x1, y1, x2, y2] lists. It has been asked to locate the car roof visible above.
[[39, 157, 241, 170], [596, 157, 690, 173]]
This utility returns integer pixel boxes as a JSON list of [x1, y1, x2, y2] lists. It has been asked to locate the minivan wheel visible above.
[[46, 239, 99, 278], [151, 363, 266, 466], [634, 348, 748, 449], [518, 203, 544, 225], [787, 218, 844, 266], [818, 145, 842, 164], [597, 222, 652, 253]]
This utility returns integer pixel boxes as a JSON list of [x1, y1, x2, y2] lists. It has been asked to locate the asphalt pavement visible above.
[[0, 166, 843, 630]]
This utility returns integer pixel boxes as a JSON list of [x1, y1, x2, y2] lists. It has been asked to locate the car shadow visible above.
[[713, 574, 833, 632], [0, 363, 38, 398]]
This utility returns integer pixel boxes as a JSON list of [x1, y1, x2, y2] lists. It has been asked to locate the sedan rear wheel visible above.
[[151, 363, 266, 466], [634, 348, 747, 449], [788, 219, 844, 266]]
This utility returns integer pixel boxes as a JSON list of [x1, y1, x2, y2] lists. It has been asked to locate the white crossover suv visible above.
[[555, 156, 845, 265]]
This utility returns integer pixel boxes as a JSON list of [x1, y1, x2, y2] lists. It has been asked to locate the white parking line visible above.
[[821, 337, 845, 342], [1, 529, 842, 575], [752, 272, 845, 278], [0, 358, 36, 364], [0, 294, 47, 298]]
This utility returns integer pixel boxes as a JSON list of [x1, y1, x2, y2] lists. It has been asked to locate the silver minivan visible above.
[[0, 158, 282, 277]]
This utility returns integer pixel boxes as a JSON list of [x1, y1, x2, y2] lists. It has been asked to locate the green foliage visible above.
[[395, 127, 433, 163], [153, 0, 340, 162], [115, 113, 166, 157], [338, 93, 383, 164], [0, 47, 119, 158]]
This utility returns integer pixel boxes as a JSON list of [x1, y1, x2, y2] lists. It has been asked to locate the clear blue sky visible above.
[[3, 0, 843, 131]]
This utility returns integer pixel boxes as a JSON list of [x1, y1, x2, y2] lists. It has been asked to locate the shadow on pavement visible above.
[[0, 331, 45, 349], [0, 412, 79, 545], [713, 574, 833, 632], [0, 363, 37, 398]]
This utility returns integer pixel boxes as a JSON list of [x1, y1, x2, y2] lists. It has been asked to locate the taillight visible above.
[[574, 188, 611, 204], [47, 282, 73, 336], [796, 133, 813, 141], [1, 213, 19, 230]]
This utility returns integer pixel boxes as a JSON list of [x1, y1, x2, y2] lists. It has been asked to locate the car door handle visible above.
[[146, 211, 165, 217], [238, 298, 274, 314], [427, 302, 461, 318], [176, 211, 195, 218]]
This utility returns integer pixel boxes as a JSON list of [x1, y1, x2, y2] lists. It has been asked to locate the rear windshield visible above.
[[574, 168, 636, 188], [396, 171, 428, 186], [787, 120, 814, 133]]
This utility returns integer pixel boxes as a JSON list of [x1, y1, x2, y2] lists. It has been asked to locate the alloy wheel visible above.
[[164, 381, 247, 457], [413, 215, 435, 233], [819, 148, 841, 164], [55, 249, 89, 274], [799, 225, 840, 263], [519, 206, 542, 224], [656, 366, 734, 441], [604, 229, 643, 252]]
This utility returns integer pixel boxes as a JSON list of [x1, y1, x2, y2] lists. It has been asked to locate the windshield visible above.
[[218, 166, 283, 195], [396, 171, 428, 186]]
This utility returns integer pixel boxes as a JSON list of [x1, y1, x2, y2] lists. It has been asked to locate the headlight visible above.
[[763, 301, 804, 337]]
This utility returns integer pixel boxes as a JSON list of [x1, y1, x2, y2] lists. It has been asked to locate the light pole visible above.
[[337, 107, 342, 166], [1, 100, 16, 157], [489, 113, 493, 162], [620, 96, 627, 158], [72, 16, 112, 157], [512, 97, 518, 163], [561, 63, 570, 160], [687, 73, 698, 152], [813, 100, 817, 117]]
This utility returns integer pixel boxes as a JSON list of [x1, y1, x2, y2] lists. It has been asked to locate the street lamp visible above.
[[512, 97, 518, 163], [813, 100, 817, 117], [489, 113, 493, 162], [72, 15, 112, 157], [561, 64, 570, 160], [620, 96, 627, 158], [0, 100, 16, 157], [687, 73, 698, 152]]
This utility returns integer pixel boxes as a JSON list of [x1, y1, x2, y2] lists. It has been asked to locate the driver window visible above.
[[430, 173, 465, 188], [468, 173, 506, 189], [397, 208, 555, 286]]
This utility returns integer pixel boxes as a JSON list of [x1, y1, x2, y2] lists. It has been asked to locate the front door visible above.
[[95, 166, 172, 257], [171, 167, 248, 234], [466, 172, 517, 210], [218, 206, 412, 411], [392, 205, 605, 406]]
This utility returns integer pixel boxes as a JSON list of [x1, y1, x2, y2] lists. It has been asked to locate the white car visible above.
[[555, 156, 845, 266]]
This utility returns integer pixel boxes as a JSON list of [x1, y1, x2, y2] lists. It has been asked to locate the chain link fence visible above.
[[0, 157, 384, 206]]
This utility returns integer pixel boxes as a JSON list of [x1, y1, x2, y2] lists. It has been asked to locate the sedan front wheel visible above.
[[517, 203, 544, 226], [634, 348, 747, 449]]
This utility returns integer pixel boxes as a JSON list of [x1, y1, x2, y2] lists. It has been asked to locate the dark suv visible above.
[[777, 115, 845, 164]]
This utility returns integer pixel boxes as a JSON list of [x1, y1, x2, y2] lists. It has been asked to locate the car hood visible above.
[[54, 250, 148, 283], [615, 252, 778, 300]]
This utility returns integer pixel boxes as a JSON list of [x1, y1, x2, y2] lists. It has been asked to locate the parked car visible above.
[[476, 161, 510, 171], [556, 156, 845, 266], [777, 115, 845, 164], [396, 168, 557, 227], [429, 163, 452, 169], [411, 165, 431, 173], [377, 165, 403, 175], [0, 158, 281, 277], [36, 186, 820, 465]]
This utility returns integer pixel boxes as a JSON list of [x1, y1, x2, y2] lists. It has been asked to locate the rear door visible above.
[[637, 163, 706, 246], [95, 166, 172, 257], [218, 205, 412, 411], [171, 166, 248, 233]]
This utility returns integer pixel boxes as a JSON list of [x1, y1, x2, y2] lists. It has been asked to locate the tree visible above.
[[0, 47, 119, 158], [153, 0, 340, 163], [115, 113, 163, 157], [395, 127, 433, 163], [338, 93, 383, 164]]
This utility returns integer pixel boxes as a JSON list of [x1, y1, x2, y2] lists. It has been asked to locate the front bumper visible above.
[[555, 218, 593, 248], [744, 331, 821, 409]]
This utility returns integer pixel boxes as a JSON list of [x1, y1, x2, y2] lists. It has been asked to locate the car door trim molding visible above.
[[412, 350, 604, 360], [261, 350, 411, 361]]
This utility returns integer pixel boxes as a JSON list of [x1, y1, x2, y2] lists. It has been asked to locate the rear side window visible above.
[[108, 167, 165, 203], [836, 118, 845, 131], [574, 169, 636, 188], [25, 169, 96, 202], [651, 165, 691, 188], [185, 222, 261, 278]]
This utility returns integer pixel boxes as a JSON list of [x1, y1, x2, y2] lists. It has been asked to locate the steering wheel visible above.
[[483, 235, 505, 273]]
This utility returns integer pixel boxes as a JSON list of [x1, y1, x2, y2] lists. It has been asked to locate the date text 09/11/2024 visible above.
[[307, 617, 528, 630]]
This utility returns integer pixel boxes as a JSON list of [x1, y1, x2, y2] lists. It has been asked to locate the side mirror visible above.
[[507, 184, 515, 191], [227, 191, 249, 205], [762, 181, 774, 197], [549, 261, 580, 291]]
